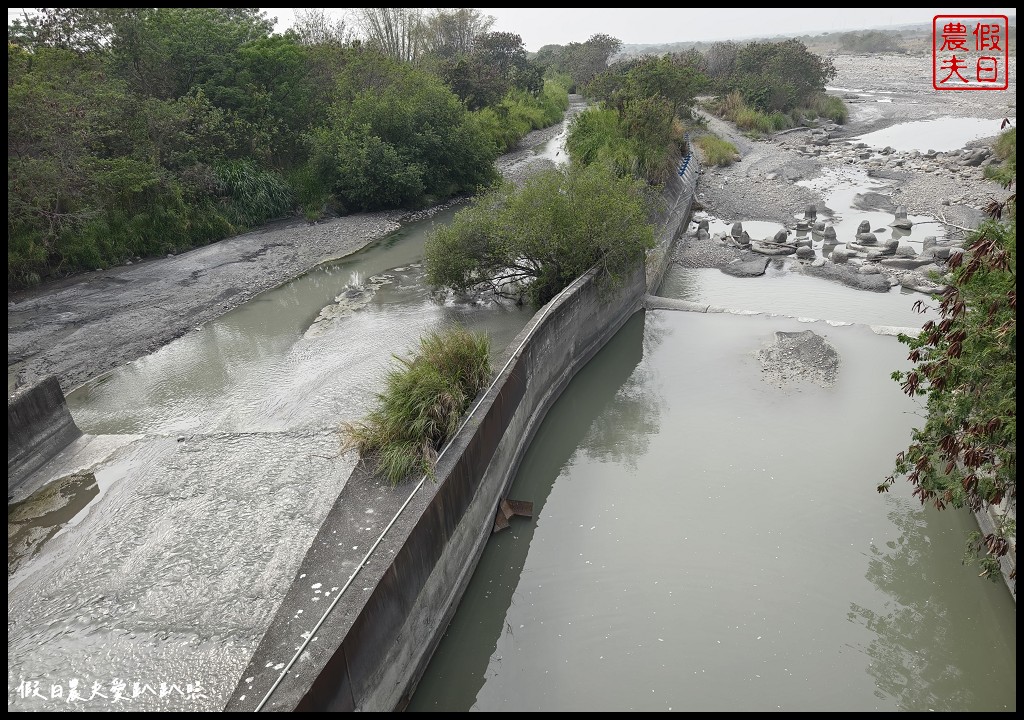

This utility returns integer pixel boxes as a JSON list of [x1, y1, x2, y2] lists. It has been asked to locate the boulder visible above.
[[720, 256, 771, 277], [831, 246, 854, 264], [892, 205, 913, 230]]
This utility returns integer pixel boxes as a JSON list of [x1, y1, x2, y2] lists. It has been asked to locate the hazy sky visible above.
[[7, 7, 1016, 53], [261, 7, 1016, 51]]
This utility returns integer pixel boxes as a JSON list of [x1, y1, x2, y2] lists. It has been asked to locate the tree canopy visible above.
[[425, 162, 656, 306], [7, 7, 566, 289]]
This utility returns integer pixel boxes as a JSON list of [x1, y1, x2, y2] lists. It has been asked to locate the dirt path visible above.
[[7, 96, 586, 395]]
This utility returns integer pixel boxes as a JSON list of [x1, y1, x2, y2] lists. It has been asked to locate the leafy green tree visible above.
[[7, 7, 119, 52], [880, 196, 1016, 585], [106, 8, 273, 101], [438, 30, 542, 110], [838, 30, 905, 54], [705, 41, 739, 82], [564, 33, 623, 91], [308, 51, 498, 210], [425, 162, 655, 305], [587, 54, 709, 119], [8, 44, 129, 282], [729, 38, 836, 113], [533, 43, 569, 74]]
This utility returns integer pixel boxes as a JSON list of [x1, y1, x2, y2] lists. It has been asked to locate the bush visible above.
[[695, 134, 739, 166], [882, 211, 1016, 581], [566, 101, 682, 184], [341, 326, 492, 484], [425, 162, 655, 306]]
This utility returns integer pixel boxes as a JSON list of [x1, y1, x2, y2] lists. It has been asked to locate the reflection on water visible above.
[[409, 311, 1016, 712], [850, 497, 1016, 712], [853, 116, 1012, 153], [407, 311, 647, 708]]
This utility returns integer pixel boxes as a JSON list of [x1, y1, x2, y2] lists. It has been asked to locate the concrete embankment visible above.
[[8, 375, 82, 493], [226, 154, 698, 712]]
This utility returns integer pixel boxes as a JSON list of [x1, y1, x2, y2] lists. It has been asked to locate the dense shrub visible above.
[[341, 326, 492, 484]]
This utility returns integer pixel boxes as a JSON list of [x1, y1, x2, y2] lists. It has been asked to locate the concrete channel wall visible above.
[[227, 154, 697, 713], [7, 375, 82, 494], [647, 154, 699, 294]]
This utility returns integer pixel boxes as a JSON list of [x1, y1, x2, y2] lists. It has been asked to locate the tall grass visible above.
[[214, 160, 293, 228], [708, 91, 789, 135], [341, 326, 492, 484], [695, 134, 739, 166], [472, 79, 571, 153], [707, 90, 848, 135], [806, 93, 848, 124]]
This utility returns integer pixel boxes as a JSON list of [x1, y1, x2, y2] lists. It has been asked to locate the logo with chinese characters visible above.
[[933, 15, 1009, 90], [12, 678, 208, 705]]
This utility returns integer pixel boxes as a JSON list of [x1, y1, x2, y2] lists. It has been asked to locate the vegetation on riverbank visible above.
[[700, 39, 847, 134], [694, 134, 740, 166], [882, 186, 1016, 585], [704, 89, 847, 136], [341, 326, 492, 484], [984, 124, 1016, 188], [7, 8, 568, 290], [425, 162, 656, 306]]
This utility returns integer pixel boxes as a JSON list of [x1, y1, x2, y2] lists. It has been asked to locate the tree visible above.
[[880, 182, 1016, 585], [705, 41, 739, 83], [308, 51, 498, 210], [730, 38, 836, 113], [425, 162, 655, 305], [106, 8, 274, 101], [533, 43, 569, 74], [289, 8, 352, 46], [439, 30, 541, 109], [587, 54, 710, 119], [355, 7, 424, 63], [7, 7, 119, 53], [419, 8, 494, 60], [564, 33, 623, 91]]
